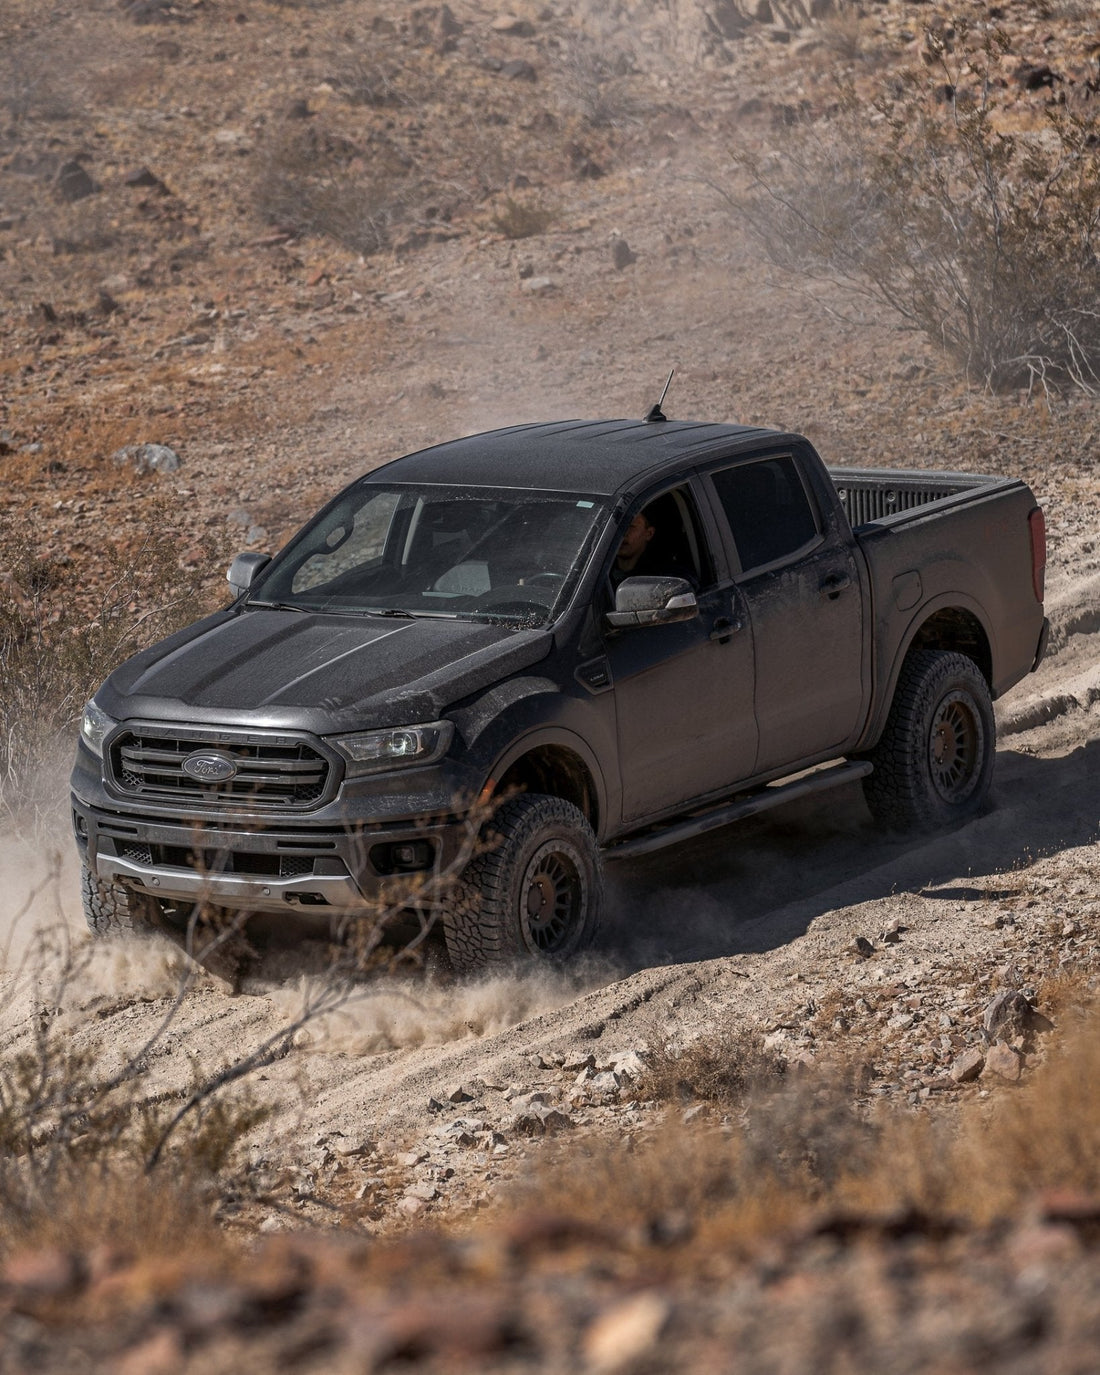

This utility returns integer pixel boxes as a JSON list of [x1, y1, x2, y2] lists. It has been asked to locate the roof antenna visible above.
[[644, 369, 675, 423]]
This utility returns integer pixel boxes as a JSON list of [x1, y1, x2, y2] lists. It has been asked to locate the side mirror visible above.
[[227, 551, 272, 597], [605, 575, 698, 629]]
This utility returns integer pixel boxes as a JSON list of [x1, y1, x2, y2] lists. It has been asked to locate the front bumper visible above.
[[71, 796, 473, 916]]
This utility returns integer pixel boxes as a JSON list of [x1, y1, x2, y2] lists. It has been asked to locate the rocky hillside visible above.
[[1, 1, 1098, 1370]]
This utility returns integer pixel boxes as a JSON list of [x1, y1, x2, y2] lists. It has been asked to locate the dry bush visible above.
[[554, 31, 639, 130], [252, 119, 417, 255], [0, 922, 266, 1256], [721, 35, 1100, 394], [0, 502, 226, 821], [516, 1006, 1100, 1262], [490, 196, 555, 241], [645, 1028, 786, 1107]]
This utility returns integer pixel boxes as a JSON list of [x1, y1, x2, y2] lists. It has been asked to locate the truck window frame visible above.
[[700, 449, 826, 579], [599, 479, 729, 597]]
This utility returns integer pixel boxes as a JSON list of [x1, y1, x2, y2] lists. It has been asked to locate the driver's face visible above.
[[618, 513, 655, 561]]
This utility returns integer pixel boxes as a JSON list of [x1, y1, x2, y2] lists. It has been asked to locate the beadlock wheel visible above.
[[863, 649, 995, 832], [441, 793, 602, 973]]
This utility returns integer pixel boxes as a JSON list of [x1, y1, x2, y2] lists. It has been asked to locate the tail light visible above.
[[1028, 507, 1046, 603]]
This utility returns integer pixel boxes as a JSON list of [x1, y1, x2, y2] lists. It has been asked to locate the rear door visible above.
[[702, 449, 866, 774]]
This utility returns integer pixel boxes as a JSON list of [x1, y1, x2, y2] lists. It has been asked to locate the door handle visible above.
[[709, 616, 742, 642], [819, 571, 852, 599]]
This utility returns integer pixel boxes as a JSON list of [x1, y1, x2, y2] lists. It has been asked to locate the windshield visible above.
[[249, 483, 609, 626]]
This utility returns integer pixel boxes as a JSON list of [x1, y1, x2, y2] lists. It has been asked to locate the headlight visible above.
[[331, 721, 454, 777], [80, 700, 119, 757]]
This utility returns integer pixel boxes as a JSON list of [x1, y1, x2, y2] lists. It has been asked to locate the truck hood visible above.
[[103, 607, 553, 734]]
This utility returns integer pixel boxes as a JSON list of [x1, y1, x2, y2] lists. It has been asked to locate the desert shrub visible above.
[[515, 1008, 1100, 1262], [645, 1028, 786, 1107], [0, 925, 266, 1254], [554, 31, 638, 130], [252, 119, 416, 255], [0, 502, 225, 820], [723, 36, 1100, 394], [490, 196, 555, 240]]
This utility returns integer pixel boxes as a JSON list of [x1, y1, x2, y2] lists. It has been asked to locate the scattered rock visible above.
[[1016, 64, 1060, 91], [500, 59, 537, 82], [983, 1042, 1023, 1082], [491, 15, 535, 36], [124, 166, 169, 193], [611, 237, 637, 270], [1, 1248, 84, 1300], [56, 160, 97, 203], [610, 1050, 647, 1079], [949, 1046, 985, 1084], [584, 1292, 670, 1372], [982, 990, 1034, 1044], [881, 917, 904, 944], [510, 1104, 573, 1136], [445, 1083, 477, 1104], [520, 275, 554, 293], [110, 443, 181, 474]]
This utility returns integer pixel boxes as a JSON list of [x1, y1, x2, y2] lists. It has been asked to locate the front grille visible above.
[[109, 726, 333, 810], [117, 842, 322, 880]]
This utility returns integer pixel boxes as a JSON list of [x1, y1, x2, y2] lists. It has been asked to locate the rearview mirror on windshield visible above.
[[605, 575, 698, 629]]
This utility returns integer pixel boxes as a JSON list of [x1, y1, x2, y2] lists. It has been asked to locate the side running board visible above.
[[604, 760, 873, 862]]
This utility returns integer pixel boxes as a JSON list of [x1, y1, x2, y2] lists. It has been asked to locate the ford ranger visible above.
[[72, 415, 1048, 970]]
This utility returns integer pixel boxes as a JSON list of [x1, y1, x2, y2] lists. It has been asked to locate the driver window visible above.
[[611, 485, 714, 589]]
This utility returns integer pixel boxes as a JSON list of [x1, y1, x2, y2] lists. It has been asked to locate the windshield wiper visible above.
[[247, 600, 309, 613]]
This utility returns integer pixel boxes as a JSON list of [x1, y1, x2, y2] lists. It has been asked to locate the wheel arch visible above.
[[862, 595, 996, 750], [484, 729, 605, 837]]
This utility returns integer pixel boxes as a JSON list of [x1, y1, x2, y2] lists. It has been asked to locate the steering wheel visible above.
[[520, 571, 565, 587]]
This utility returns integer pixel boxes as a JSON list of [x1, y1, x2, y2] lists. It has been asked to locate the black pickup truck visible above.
[[72, 417, 1048, 970]]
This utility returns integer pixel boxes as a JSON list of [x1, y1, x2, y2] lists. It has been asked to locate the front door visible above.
[[601, 483, 758, 823]]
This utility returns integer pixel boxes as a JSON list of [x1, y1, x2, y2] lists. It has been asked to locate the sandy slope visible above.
[[1, 520, 1096, 1218]]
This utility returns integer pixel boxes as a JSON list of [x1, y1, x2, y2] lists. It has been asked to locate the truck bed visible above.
[[827, 466, 1011, 530]]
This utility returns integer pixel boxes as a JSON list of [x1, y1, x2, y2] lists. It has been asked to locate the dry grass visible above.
[[644, 1028, 787, 1108], [490, 197, 556, 241], [0, 501, 228, 821], [508, 1004, 1100, 1266]]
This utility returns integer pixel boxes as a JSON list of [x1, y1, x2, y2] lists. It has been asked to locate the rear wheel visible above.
[[863, 649, 995, 832], [441, 794, 602, 972]]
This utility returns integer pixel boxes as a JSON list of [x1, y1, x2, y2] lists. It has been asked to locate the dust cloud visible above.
[[266, 965, 590, 1056]]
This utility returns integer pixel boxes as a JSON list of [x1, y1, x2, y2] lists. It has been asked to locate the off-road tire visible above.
[[863, 649, 995, 832], [442, 794, 602, 973], [81, 862, 165, 938]]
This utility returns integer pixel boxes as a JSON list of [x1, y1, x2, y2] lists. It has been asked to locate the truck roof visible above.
[[364, 419, 781, 497]]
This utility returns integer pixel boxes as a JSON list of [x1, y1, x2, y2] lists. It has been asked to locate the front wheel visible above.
[[81, 862, 167, 938], [441, 794, 602, 972], [862, 649, 995, 832]]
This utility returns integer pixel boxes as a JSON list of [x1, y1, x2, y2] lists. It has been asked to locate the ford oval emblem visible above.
[[182, 750, 238, 784]]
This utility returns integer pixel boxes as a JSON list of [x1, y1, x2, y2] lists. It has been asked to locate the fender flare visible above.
[[860, 592, 997, 749], [482, 724, 611, 839]]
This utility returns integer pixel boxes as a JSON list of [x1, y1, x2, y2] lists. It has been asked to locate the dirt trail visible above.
[[2, 538, 1096, 1179]]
